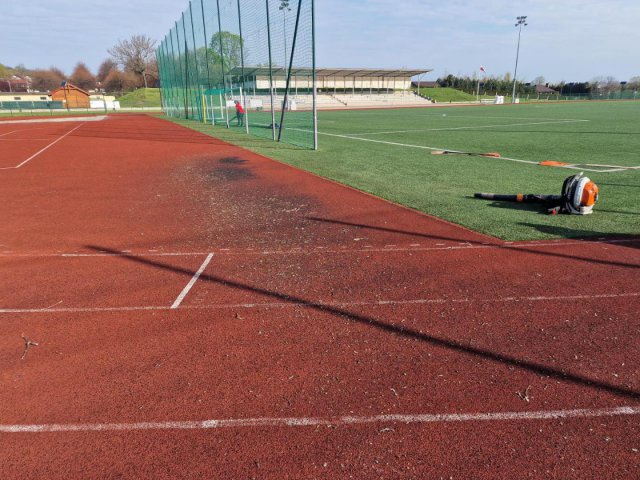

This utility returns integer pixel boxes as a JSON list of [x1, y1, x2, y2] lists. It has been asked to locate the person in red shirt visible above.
[[234, 100, 245, 126]]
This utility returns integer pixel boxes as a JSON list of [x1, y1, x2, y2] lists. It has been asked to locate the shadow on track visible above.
[[308, 216, 640, 268], [87, 244, 640, 402], [305, 216, 490, 245]]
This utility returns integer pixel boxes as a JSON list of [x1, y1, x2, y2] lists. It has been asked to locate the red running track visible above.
[[0, 114, 639, 479]]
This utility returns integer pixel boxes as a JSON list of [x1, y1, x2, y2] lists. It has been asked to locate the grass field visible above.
[[116, 88, 161, 108], [172, 101, 638, 240], [411, 87, 491, 102]]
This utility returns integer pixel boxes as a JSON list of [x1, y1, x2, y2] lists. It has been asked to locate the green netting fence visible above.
[[156, 0, 317, 150], [0, 100, 64, 111]]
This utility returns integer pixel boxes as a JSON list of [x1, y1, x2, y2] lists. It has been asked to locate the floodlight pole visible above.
[[511, 15, 527, 104], [280, 2, 291, 76]]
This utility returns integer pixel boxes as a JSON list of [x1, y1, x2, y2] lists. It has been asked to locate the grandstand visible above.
[[229, 67, 434, 110]]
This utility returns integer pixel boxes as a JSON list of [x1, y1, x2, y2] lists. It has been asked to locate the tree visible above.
[[532, 75, 546, 85], [12, 64, 28, 76], [96, 59, 117, 82], [0, 63, 11, 79], [591, 76, 619, 94], [102, 69, 138, 94], [108, 34, 157, 88], [209, 31, 243, 73], [102, 69, 124, 92], [0, 64, 13, 92], [145, 58, 159, 87], [50, 67, 67, 81], [70, 62, 96, 91], [30, 69, 65, 92]]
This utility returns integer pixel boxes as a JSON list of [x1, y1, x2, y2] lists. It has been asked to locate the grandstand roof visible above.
[[232, 67, 432, 78]]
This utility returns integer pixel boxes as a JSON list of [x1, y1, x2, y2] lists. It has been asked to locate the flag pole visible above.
[[477, 66, 486, 103]]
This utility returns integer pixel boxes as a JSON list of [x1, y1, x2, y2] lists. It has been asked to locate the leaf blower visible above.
[[474, 173, 599, 215]]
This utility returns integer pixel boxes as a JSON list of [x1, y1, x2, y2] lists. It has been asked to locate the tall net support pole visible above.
[[312, 0, 318, 150], [171, 22, 187, 119], [156, 50, 165, 112], [171, 28, 182, 117], [156, 44, 165, 113], [277, 0, 303, 142], [167, 28, 178, 116], [161, 41, 175, 117], [215, 0, 229, 128], [266, 0, 276, 140], [236, 0, 249, 134], [200, 0, 212, 91], [189, 1, 204, 122], [157, 44, 173, 115], [181, 14, 191, 119]]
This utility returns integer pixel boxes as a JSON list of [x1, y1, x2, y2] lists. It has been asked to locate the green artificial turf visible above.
[[168, 101, 640, 241]]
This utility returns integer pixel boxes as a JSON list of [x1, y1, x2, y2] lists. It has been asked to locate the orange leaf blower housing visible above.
[[563, 174, 599, 215], [581, 180, 599, 207]]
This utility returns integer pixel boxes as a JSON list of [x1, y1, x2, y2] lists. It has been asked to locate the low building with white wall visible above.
[[230, 67, 432, 94]]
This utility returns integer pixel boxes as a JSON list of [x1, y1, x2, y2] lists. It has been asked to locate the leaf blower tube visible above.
[[474, 173, 599, 215]]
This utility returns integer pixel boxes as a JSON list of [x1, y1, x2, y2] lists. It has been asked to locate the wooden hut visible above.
[[50, 82, 90, 108]]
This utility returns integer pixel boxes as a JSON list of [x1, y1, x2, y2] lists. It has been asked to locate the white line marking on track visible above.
[[0, 115, 107, 125], [0, 138, 52, 141], [0, 123, 85, 170], [2, 406, 638, 433], [0, 130, 18, 137], [0, 238, 637, 258], [1, 292, 638, 315], [170, 253, 214, 309]]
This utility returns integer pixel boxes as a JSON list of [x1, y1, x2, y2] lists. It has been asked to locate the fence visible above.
[[0, 101, 68, 117], [156, 0, 317, 150]]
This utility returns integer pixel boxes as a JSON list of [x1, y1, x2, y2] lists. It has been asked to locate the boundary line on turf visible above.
[[0, 238, 638, 258], [353, 112, 592, 122], [347, 119, 590, 136], [1, 292, 638, 315], [295, 129, 637, 173], [170, 253, 213, 309], [2, 406, 639, 433], [0, 123, 85, 170]]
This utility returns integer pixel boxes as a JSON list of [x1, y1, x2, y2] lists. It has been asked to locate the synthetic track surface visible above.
[[0, 114, 638, 479]]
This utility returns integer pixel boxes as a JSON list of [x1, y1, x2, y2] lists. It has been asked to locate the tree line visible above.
[[437, 73, 640, 96], [0, 35, 158, 94]]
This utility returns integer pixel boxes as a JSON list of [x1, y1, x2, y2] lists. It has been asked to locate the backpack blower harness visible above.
[[474, 173, 600, 215]]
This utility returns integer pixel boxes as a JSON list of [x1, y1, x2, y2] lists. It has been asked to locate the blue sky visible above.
[[1, 0, 639, 83]]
